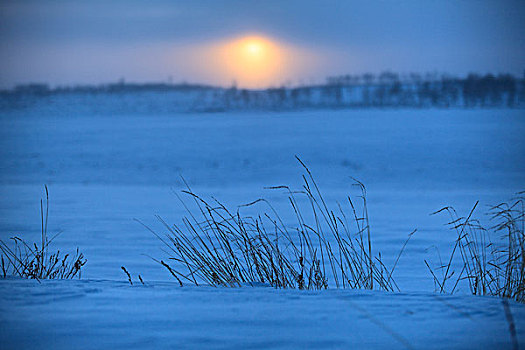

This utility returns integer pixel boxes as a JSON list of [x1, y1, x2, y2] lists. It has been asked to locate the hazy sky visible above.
[[1, 0, 524, 88]]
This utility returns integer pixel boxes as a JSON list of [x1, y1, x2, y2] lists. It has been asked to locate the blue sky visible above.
[[0, 0, 523, 88]]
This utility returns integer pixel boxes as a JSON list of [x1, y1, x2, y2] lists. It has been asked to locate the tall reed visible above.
[[0, 186, 86, 280], [145, 158, 411, 291], [426, 192, 524, 303]]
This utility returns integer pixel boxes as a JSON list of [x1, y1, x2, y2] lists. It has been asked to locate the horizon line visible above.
[[2, 69, 524, 93]]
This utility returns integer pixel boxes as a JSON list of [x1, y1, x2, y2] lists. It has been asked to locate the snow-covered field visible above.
[[1, 103, 524, 348], [1, 279, 522, 350]]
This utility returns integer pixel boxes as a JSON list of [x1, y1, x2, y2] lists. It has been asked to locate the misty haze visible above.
[[0, 1, 524, 349]]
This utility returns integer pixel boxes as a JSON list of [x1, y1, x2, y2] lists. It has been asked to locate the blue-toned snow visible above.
[[0, 102, 524, 349]]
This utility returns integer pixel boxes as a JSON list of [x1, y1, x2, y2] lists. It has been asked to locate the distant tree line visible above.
[[4, 81, 213, 96], [322, 72, 522, 108], [211, 72, 524, 110], [2, 72, 524, 110]]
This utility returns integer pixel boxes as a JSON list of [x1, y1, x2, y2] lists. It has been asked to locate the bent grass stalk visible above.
[[145, 158, 413, 291], [426, 192, 524, 303]]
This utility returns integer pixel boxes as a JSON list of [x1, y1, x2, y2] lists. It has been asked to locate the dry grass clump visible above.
[[0, 186, 86, 280], [145, 158, 411, 291], [426, 192, 524, 303]]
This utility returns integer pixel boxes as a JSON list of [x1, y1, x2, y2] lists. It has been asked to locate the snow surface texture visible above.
[[1, 102, 524, 349], [1, 279, 523, 350]]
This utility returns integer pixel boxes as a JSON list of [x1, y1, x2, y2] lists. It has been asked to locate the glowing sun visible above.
[[218, 35, 286, 87], [178, 34, 317, 88]]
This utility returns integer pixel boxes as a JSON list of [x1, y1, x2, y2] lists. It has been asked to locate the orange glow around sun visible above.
[[216, 35, 287, 87], [173, 34, 319, 88]]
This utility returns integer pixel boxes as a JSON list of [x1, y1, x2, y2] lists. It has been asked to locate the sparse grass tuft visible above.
[[426, 192, 524, 303], [144, 158, 412, 291], [0, 186, 86, 281]]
